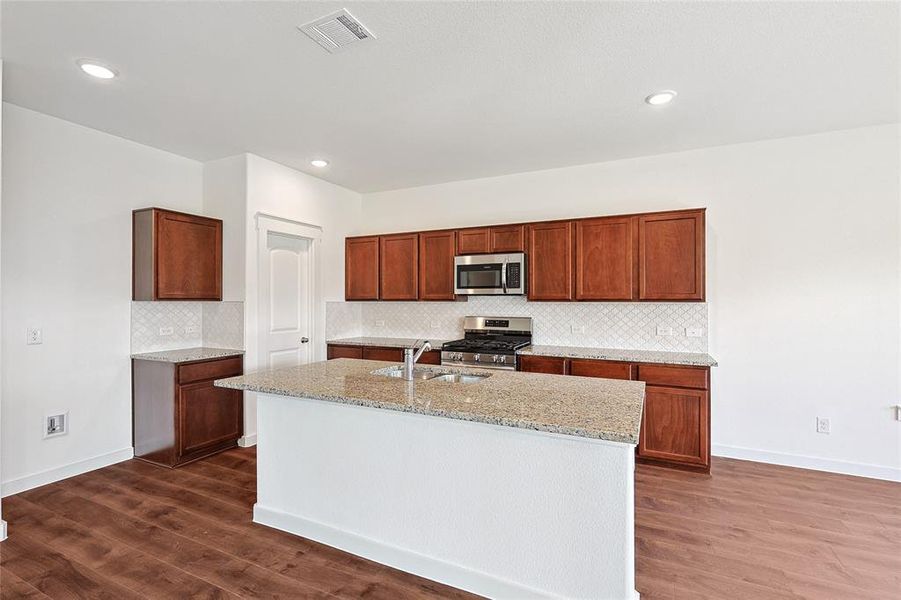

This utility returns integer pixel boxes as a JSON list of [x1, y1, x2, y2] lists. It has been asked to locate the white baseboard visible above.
[[1, 447, 134, 498], [254, 504, 564, 599], [238, 433, 257, 447], [712, 444, 901, 482]]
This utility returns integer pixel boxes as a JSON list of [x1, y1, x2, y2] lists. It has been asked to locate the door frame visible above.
[[255, 213, 323, 370]]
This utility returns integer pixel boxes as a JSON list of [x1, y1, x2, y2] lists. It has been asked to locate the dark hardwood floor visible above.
[[1, 447, 898, 599]]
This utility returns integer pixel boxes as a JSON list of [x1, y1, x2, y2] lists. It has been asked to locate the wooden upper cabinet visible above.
[[456, 228, 490, 254], [638, 210, 705, 301], [489, 225, 525, 252], [456, 225, 525, 255], [345, 236, 380, 300], [575, 216, 637, 300], [380, 233, 419, 300], [419, 230, 456, 301], [133, 208, 222, 301], [527, 221, 574, 301]]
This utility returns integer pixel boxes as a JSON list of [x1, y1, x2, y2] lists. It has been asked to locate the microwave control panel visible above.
[[507, 263, 521, 288]]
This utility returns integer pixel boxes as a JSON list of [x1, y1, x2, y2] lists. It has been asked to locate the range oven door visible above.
[[454, 252, 526, 295]]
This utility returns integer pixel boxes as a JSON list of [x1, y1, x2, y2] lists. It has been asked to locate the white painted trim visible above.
[[0, 520, 7, 542], [254, 504, 573, 600], [1, 447, 134, 497], [712, 444, 901, 482], [238, 433, 258, 447]]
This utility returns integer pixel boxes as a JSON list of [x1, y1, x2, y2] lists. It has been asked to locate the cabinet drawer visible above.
[[362, 346, 405, 362], [178, 356, 243, 384], [637, 364, 708, 390], [569, 359, 633, 380], [519, 355, 567, 375], [327, 344, 364, 360]]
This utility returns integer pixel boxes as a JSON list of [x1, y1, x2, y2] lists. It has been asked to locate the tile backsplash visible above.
[[131, 301, 244, 353], [327, 297, 708, 353]]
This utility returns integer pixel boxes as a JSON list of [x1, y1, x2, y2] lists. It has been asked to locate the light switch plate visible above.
[[685, 327, 704, 338], [656, 325, 674, 336], [159, 327, 174, 336]]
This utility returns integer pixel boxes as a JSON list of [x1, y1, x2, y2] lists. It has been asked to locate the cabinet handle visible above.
[[301, 337, 310, 344]]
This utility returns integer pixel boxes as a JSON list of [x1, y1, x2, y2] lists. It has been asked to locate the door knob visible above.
[[300, 337, 310, 343]]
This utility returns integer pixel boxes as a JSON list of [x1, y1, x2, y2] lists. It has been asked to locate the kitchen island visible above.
[[216, 358, 644, 599]]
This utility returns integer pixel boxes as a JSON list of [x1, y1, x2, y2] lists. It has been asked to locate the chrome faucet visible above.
[[402, 340, 431, 381]]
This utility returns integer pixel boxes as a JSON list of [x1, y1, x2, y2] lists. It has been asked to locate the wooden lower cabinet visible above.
[[520, 354, 711, 472], [519, 354, 567, 375], [638, 386, 709, 470], [327, 344, 441, 364], [133, 355, 243, 468]]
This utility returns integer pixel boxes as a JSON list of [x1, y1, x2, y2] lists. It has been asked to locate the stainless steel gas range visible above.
[[440, 316, 532, 371]]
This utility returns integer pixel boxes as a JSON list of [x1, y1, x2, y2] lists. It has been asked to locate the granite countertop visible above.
[[519, 345, 718, 367], [131, 347, 245, 364], [327, 336, 452, 349], [216, 358, 645, 444]]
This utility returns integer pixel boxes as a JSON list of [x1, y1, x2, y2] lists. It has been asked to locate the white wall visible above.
[[363, 125, 901, 480], [241, 154, 362, 439], [0, 103, 203, 495], [203, 155, 247, 302]]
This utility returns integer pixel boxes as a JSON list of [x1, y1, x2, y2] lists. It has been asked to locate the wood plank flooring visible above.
[[1, 447, 898, 599]]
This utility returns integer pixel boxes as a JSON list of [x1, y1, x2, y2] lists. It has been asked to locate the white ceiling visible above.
[[2, 1, 898, 193]]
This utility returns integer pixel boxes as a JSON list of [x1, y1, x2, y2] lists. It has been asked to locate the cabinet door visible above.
[[178, 380, 243, 457], [380, 234, 419, 300], [527, 221, 574, 300], [362, 346, 405, 362], [490, 225, 525, 253], [327, 344, 363, 359], [638, 210, 705, 301], [575, 217, 636, 300], [155, 210, 222, 300], [638, 385, 709, 469], [569, 359, 633, 380], [419, 230, 456, 300], [419, 350, 442, 365], [456, 228, 490, 254], [519, 355, 567, 374], [345, 236, 380, 300]]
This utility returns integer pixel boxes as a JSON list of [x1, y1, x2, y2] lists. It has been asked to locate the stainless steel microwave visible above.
[[454, 252, 526, 295]]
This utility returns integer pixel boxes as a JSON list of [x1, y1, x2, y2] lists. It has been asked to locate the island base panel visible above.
[[254, 392, 638, 600]]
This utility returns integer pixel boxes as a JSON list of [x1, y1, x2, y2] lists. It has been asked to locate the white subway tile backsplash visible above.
[[327, 297, 707, 353]]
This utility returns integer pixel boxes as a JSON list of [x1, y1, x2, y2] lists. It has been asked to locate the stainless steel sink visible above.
[[371, 366, 491, 383], [377, 367, 441, 380], [430, 373, 490, 384]]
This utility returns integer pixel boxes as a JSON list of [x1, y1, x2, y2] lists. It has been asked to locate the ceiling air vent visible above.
[[298, 9, 376, 54]]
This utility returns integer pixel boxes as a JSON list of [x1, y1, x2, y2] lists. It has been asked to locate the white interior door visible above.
[[261, 231, 312, 370]]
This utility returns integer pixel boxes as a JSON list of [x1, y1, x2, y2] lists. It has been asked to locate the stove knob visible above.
[[456, 353, 463, 361], [491, 355, 499, 363], [473, 354, 481, 362], [499, 355, 507, 364]]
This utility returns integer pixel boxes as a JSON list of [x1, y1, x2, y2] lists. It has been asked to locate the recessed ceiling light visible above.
[[645, 90, 677, 106], [310, 159, 329, 168], [77, 60, 117, 80]]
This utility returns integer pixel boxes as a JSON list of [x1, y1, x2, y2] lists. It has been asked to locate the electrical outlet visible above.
[[159, 327, 174, 336], [430, 321, 441, 329], [375, 320, 385, 328], [816, 417, 831, 434], [26, 327, 42, 345], [656, 325, 674, 336], [685, 327, 704, 338], [184, 325, 199, 334], [44, 412, 68, 438], [571, 323, 585, 334]]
